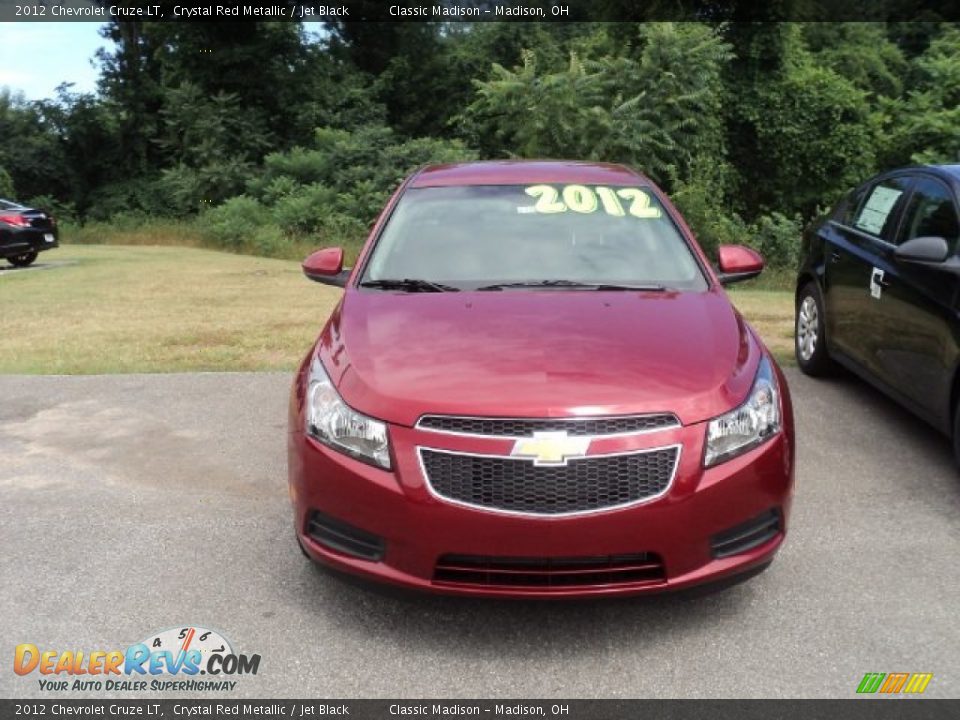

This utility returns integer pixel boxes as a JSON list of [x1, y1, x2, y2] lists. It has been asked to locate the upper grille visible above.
[[420, 446, 679, 515], [417, 413, 679, 437]]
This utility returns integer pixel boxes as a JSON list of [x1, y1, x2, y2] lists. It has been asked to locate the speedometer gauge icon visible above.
[[140, 626, 233, 669]]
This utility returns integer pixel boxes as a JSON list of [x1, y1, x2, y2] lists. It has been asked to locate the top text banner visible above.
[[3, 0, 960, 22]]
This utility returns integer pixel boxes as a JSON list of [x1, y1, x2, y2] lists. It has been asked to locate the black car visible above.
[[0, 199, 59, 267], [796, 164, 960, 461]]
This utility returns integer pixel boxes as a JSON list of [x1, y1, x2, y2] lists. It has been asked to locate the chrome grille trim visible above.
[[415, 413, 680, 439], [417, 444, 682, 518]]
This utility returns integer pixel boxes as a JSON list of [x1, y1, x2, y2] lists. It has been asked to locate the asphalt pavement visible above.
[[1, 368, 958, 698]]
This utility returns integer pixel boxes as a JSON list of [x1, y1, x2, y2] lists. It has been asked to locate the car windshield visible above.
[[361, 184, 707, 291], [0, 199, 22, 210]]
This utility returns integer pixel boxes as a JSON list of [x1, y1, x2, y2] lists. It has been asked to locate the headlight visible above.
[[305, 355, 391, 470], [704, 355, 781, 467]]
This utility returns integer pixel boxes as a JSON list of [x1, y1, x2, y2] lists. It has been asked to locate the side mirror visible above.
[[717, 245, 764, 285], [894, 236, 950, 264], [302, 247, 349, 287]]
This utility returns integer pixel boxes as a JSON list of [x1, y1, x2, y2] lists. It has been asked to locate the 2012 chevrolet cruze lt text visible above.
[[288, 161, 795, 598]]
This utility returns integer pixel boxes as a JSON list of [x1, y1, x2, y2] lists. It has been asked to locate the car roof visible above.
[[409, 160, 650, 188], [879, 164, 960, 186], [929, 164, 960, 181]]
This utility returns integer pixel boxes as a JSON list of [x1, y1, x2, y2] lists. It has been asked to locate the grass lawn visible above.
[[0, 245, 340, 374], [0, 245, 795, 374], [727, 284, 795, 364]]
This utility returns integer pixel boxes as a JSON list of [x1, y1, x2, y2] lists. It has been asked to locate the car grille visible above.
[[416, 413, 679, 437], [434, 552, 666, 589], [419, 446, 679, 515]]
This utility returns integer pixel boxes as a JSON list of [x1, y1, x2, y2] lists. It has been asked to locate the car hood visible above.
[[318, 289, 763, 428]]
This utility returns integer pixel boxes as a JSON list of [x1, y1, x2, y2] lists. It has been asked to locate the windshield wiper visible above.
[[359, 278, 460, 293], [476, 280, 669, 292]]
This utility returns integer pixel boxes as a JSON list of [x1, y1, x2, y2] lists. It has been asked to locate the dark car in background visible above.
[[795, 164, 960, 462], [0, 199, 58, 267]]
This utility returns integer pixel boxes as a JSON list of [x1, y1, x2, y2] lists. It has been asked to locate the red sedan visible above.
[[288, 160, 795, 598]]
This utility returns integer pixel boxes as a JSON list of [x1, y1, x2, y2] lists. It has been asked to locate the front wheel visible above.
[[795, 282, 834, 376], [7, 251, 38, 268]]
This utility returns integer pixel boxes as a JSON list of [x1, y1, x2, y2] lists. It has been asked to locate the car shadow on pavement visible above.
[[0, 260, 75, 275], [277, 549, 769, 662], [790, 365, 958, 487]]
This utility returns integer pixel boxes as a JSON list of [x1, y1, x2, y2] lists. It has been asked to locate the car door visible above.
[[822, 175, 913, 377], [871, 174, 960, 428]]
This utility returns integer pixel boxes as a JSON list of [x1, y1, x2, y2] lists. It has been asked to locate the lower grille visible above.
[[307, 511, 385, 562], [434, 553, 665, 589], [711, 509, 781, 558], [420, 446, 679, 515]]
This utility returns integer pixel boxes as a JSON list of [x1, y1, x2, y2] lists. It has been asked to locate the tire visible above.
[[7, 251, 38, 268], [795, 281, 834, 376]]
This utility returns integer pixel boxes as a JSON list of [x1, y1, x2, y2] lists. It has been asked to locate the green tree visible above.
[[0, 166, 14, 198], [803, 22, 907, 98], [728, 24, 877, 218], [0, 90, 69, 203], [155, 83, 270, 213], [881, 25, 960, 165], [460, 23, 731, 188], [35, 85, 124, 215], [97, 20, 165, 176]]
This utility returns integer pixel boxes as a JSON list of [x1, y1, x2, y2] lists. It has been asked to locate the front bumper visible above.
[[0, 227, 59, 257], [288, 401, 795, 599]]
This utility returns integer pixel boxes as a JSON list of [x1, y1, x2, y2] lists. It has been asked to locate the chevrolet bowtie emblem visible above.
[[511, 431, 591, 466]]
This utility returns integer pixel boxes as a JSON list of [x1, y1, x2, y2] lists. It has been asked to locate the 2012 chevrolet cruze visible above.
[[288, 161, 795, 598]]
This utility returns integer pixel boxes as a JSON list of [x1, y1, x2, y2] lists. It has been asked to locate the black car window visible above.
[[833, 185, 868, 226], [852, 177, 911, 241], [897, 177, 960, 249]]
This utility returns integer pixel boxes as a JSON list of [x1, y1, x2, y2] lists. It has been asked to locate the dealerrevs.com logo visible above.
[[14, 626, 260, 692]]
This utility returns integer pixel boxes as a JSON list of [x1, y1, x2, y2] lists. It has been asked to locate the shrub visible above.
[[669, 157, 744, 260], [199, 196, 268, 249], [248, 223, 289, 257], [0, 166, 14, 198], [84, 178, 170, 221], [249, 125, 475, 224], [737, 28, 878, 218], [271, 184, 338, 235], [747, 212, 804, 270], [459, 23, 731, 188], [311, 214, 368, 261], [24, 193, 76, 223]]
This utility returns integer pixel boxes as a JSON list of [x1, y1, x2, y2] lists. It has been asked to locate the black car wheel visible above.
[[7, 251, 38, 268], [795, 282, 834, 376]]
